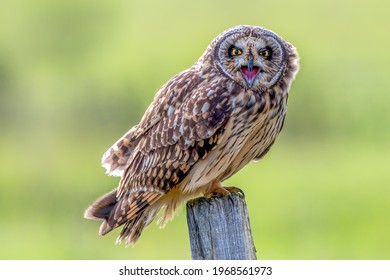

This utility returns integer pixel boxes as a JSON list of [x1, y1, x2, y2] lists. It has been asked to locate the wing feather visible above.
[[102, 69, 203, 177]]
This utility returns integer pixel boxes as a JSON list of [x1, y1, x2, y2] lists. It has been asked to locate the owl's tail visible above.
[[84, 188, 164, 246]]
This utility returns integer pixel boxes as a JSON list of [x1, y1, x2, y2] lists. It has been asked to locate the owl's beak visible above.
[[241, 54, 260, 88], [248, 54, 254, 72]]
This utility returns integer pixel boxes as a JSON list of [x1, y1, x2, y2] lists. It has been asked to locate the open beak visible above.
[[240, 54, 260, 88]]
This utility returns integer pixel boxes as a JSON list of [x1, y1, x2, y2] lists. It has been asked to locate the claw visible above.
[[203, 195, 212, 205], [227, 192, 235, 206], [224, 186, 245, 198]]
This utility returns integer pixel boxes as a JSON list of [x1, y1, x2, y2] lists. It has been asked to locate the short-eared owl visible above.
[[85, 25, 299, 246]]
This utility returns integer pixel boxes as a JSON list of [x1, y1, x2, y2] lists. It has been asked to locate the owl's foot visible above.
[[224, 186, 245, 198], [203, 182, 245, 204], [204, 181, 228, 198]]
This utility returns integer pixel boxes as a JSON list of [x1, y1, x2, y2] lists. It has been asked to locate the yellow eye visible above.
[[229, 46, 242, 57], [259, 48, 272, 59]]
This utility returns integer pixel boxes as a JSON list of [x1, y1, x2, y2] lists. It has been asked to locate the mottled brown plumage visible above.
[[84, 25, 299, 246]]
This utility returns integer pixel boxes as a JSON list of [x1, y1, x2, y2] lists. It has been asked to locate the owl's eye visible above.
[[228, 46, 243, 57], [259, 48, 272, 59]]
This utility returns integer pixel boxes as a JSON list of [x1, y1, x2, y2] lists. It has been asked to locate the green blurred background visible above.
[[0, 0, 389, 259]]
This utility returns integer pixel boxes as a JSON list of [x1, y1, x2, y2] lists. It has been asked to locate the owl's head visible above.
[[208, 25, 299, 92]]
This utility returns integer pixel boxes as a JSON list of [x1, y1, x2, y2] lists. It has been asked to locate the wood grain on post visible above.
[[186, 191, 257, 260]]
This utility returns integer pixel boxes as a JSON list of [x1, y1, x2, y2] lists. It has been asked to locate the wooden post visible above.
[[186, 191, 257, 260]]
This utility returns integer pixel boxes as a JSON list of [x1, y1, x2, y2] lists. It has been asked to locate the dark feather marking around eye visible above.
[[228, 45, 234, 58], [266, 47, 273, 60]]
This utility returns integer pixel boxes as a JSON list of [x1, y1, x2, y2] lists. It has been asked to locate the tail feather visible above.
[[84, 189, 117, 221], [116, 206, 161, 246], [84, 188, 164, 244]]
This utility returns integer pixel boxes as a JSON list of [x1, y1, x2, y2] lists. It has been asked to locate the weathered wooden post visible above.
[[186, 191, 257, 260]]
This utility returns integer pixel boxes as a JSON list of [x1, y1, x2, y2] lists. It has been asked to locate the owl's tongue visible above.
[[241, 66, 260, 84]]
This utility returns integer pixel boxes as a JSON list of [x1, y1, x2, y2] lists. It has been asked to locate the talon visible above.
[[227, 192, 235, 205], [224, 186, 245, 198], [203, 196, 212, 205]]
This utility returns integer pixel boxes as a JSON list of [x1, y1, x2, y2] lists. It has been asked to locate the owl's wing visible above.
[[101, 69, 204, 177], [101, 126, 139, 177], [116, 73, 233, 197]]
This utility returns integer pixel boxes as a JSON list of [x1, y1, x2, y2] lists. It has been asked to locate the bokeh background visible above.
[[1, 0, 389, 259]]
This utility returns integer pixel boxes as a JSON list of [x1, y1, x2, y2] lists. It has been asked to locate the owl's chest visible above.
[[184, 90, 287, 189], [220, 90, 287, 177], [232, 90, 286, 136]]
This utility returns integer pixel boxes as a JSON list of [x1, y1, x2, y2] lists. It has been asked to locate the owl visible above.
[[84, 25, 299, 246]]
